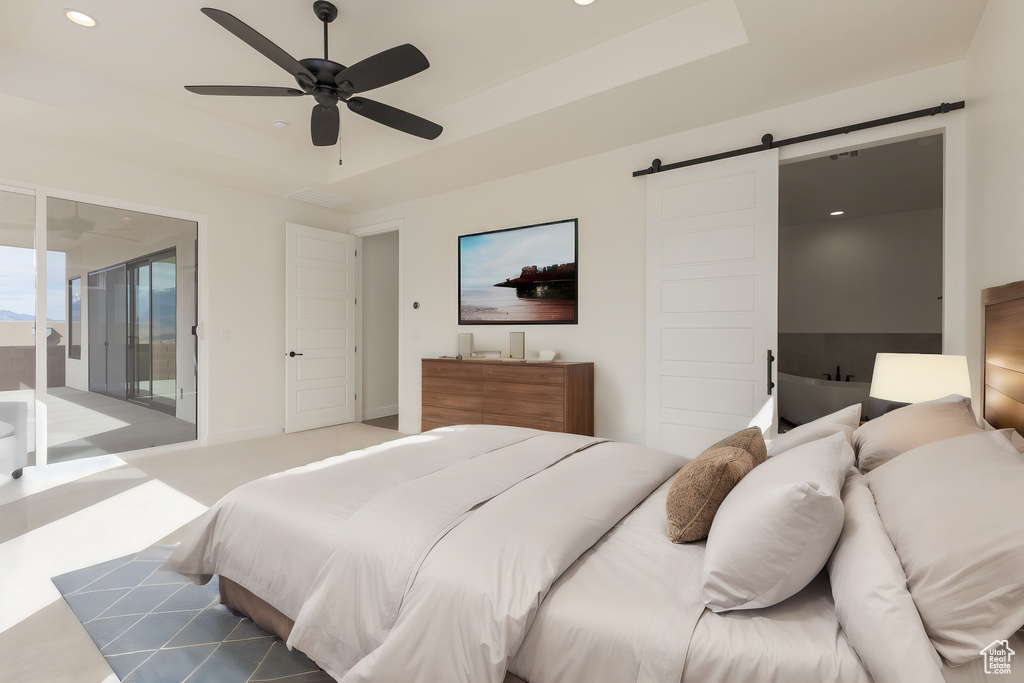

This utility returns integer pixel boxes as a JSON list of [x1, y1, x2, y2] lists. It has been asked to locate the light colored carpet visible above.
[[0, 421, 403, 683]]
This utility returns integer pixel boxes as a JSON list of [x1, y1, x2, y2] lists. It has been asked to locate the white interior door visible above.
[[285, 223, 357, 433], [646, 150, 779, 457]]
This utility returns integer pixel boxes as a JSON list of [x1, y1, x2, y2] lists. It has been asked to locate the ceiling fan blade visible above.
[[201, 8, 317, 88], [335, 44, 429, 94], [185, 85, 306, 97], [347, 97, 442, 140], [311, 104, 341, 146]]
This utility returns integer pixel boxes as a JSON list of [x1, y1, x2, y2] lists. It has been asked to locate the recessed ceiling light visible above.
[[273, 120, 290, 129], [574, 0, 595, 5], [830, 210, 845, 216], [65, 9, 98, 27]]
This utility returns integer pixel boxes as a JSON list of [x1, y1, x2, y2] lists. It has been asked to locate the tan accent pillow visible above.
[[666, 427, 766, 543], [853, 394, 982, 473]]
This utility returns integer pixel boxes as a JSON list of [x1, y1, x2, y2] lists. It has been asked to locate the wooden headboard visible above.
[[982, 280, 1024, 435]]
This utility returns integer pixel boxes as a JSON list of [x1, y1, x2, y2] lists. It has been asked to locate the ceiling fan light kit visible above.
[[185, 1, 442, 147]]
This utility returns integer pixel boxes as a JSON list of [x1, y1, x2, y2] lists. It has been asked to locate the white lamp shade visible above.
[[869, 353, 972, 404]]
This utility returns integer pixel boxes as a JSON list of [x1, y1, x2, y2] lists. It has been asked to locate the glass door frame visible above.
[[0, 180, 209, 468], [0, 184, 42, 471]]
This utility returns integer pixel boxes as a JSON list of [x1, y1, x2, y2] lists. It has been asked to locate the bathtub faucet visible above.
[[836, 366, 841, 382]]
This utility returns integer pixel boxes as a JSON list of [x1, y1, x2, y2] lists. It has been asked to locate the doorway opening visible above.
[[777, 133, 944, 430], [360, 231, 400, 431]]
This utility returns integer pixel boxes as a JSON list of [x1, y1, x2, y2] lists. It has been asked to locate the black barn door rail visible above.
[[632, 100, 965, 178]]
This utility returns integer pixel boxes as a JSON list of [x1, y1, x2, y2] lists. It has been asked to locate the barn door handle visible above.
[[767, 349, 775, 395], [289, 351, 304, 357]]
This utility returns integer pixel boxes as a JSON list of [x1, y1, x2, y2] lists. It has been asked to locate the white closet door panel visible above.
[[661, 328, 756, 365], [661, 223, 757, 266], [646, 151, 779, 457]]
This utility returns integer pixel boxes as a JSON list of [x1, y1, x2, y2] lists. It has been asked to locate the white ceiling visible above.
[[0, 0, 987, 215], [780, 134, 944, 226]]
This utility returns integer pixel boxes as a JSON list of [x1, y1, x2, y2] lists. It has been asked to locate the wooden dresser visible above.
[[421, 358, 594, 435]]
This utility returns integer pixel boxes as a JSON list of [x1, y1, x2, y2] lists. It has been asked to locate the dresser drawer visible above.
[[482, 364, 565, 385], [483, 396, 564, 422], [421, 390, 482, 412], [422, 360, 482, 381], [422, 405, 481, 427], [483, 380, 563, 405], [422, 376, 482, 398]]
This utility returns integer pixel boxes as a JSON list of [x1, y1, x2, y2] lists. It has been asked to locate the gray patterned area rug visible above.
[[52, 545, 333, 683]]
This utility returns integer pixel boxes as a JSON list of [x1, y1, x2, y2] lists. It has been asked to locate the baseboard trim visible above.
[[363, 405, 399, 421]]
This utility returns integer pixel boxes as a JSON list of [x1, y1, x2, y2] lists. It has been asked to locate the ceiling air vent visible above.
[[285, 187, 355, 208], [828, 150, 860, 161]]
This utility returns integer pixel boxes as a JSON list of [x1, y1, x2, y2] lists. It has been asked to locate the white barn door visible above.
[[285, 223, 357, 433], [645, 150, 779, 457]]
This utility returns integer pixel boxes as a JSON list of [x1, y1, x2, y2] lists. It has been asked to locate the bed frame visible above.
[[982, 279, 1024, 435]]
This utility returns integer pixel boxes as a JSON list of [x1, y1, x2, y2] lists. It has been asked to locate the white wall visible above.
[[0, 322, 65, 347], [353, 63, 969, 443], [361, 231, 400, 419], [0, 137, 347, 445], [779, 209, 943, 334], [0, 59, 984, 448], [965, 0, 1024, 402]]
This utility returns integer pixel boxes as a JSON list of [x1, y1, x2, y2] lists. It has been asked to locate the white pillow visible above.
[[827, 469, 944, 683], [866, 430, 1024, 665], [767, 403, 860, 457], [702, 432, 854, 612], [853, 394, 981, 473], [747, 396, 774, 436]]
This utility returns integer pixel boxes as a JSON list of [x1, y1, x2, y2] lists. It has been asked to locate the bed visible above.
[[163, 286, 1024, 683]]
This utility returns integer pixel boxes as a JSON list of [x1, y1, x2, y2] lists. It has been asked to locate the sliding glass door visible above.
[[0, 190, 200, 467], [128, 249, 176, 414], [49, 197, 197, 463]]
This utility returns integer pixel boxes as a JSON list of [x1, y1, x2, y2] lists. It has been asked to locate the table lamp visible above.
[[869, 353, 972, 404]]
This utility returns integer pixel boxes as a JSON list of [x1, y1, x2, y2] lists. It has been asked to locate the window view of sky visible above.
[[0, 246, 67, 321]]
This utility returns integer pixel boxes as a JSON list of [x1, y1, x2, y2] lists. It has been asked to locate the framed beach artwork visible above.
[[458, 218, 578, 325]]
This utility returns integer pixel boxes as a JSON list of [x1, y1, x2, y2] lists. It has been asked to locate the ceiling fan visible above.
[[48, 204, 139, 242], [185, 1, 442, 146]]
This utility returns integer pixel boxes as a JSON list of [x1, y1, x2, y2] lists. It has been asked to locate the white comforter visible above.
[[165, 425, 685, 683], [510, 478, 871, 683]]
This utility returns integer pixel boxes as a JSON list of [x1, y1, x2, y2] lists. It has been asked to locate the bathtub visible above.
[[777, 372, 870, 426]]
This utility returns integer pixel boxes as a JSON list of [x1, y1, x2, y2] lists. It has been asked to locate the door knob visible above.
[[289, 351, 304, 357]]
